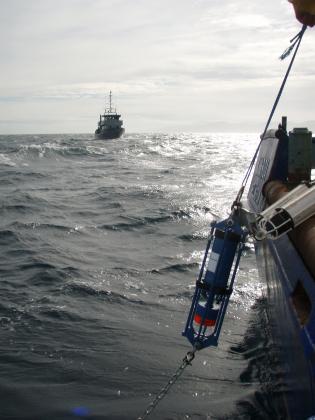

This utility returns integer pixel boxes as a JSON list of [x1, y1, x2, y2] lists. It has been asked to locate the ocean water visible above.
[[0, 133, 282, 420]]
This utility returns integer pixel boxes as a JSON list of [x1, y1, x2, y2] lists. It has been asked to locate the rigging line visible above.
[[261, 24, 307, 139], [279, 25, 307, 60], [236, 24, 307, 203]]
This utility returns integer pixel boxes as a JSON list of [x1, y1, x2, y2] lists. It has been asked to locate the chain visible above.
[[137, 349, 197, 420]]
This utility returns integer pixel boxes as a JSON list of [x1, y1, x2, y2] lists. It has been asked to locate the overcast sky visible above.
[[1, 0, 315, 134]]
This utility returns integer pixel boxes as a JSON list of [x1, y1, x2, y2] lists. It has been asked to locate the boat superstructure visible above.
[[95, 91, 124, 140]]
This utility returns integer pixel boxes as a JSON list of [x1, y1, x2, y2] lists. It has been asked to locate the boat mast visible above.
[[109, 90, 112, 113]]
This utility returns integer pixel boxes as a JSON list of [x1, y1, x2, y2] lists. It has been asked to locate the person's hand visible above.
[[294, 7, 315, 26], [292, 3, 315, 26]]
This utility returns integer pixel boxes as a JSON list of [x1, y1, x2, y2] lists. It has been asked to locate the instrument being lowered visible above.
[[183, 217, 247, 350]]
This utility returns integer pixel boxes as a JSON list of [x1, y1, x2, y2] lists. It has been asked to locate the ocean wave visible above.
[[0, 302, 43, 331], [7, 221, 86, 235], [62, 282, 151, 307], [0, 171, 47, 188], [1, 204, 39, 215], [15, 141, 117, 161], [158, 289, 193, 300], [22, 263, 83, 287], [0, 229, 21, 243], [0, 154, 16, 166], [2, 191, 50, 209], [98, 216, 170, 231], [17, 143, 91, 159], [98, 209, 197, 232], [38, 307, 83, 323], [178, 231, 209, 241], [150, 262, 199, 274], [91, 186, 132, 202]]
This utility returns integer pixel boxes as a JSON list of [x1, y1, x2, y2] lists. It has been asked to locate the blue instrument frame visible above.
[[182, 218, 247, 350]]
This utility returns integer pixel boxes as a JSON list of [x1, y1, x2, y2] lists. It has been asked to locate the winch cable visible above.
[[136, 24, 307, 420], [232, 24, 307, 210]]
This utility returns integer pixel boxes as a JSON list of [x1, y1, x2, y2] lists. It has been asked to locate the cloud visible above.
[[0, 0, 313, 133]]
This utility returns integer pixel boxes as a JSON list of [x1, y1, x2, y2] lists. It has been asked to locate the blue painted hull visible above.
[[247, 128, 315, 419], [255, 236, 315, 419]]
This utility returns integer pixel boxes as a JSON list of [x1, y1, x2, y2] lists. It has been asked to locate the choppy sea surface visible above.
[[0, 133, 284, 420]]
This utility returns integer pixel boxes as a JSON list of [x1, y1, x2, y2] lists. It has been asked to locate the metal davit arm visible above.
[[254, 182, 315, 240]]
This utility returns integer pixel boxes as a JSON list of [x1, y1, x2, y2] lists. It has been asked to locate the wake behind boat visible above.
[[95, 91, 125, 140]]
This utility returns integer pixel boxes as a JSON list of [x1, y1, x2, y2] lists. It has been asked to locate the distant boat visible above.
[[95, 91, 125, 140]]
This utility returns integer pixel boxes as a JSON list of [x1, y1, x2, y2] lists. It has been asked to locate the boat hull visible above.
[[247, 127, 315, 419], [255, 236, 315, 419], [95, 127, 125, 140]]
